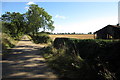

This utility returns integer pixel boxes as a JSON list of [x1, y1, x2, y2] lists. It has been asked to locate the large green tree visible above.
[[1, 12, 26, 38], [26, 4, 54, 36], [1, 4, 54, 38]]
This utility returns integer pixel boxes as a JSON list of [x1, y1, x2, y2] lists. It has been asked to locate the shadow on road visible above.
[[2, 36, 58, 79]]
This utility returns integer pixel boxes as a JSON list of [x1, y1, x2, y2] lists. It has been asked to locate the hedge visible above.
[[30, 33, 52, 44], [53, 38, 120, 79]]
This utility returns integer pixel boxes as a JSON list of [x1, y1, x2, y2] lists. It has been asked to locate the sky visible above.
[[1, 1, 119, 33]]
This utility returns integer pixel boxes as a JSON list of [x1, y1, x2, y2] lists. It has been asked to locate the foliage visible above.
[[2, 33, 17, 55], [1, 4, 54, 56], [88, 32, 92, 34], [30, 33, 52, 44], [1, 4, 54, 41], [43, 38, 120, 80], [1, 12, 26, 39], [26, 4, 54, 36]]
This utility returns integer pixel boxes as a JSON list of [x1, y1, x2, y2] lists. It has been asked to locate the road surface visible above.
[[2, 35, 58, 79]]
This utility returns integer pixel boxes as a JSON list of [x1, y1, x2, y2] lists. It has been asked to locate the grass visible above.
[[2, 33, 19, 55], [27, 35, 33, 40], [42, 44, 97, 79]]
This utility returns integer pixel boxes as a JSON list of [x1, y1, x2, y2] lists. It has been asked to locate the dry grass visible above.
[[49, 34, 95, 40]]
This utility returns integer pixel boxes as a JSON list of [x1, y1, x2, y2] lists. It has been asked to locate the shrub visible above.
[[2, 33, 16, 49], [46, 38, 120, 79], [2, 33, 17, 55], [43, 45, 97, 79], [30, 33, 52, 44], [53, 38, 69, 49]]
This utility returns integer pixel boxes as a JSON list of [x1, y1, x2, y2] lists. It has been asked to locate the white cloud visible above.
[[26, 2, 36, 5], [55, 14, 66, 19], [25, 6, 29, 10], [25, 2, 36, 10]]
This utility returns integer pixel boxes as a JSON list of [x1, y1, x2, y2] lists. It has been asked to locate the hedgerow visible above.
[[43, 38, 120, 80], [29, 33, 52, 44]]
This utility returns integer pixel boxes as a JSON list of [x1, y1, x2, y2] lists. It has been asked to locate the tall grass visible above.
[[2, 33, 18, 55]]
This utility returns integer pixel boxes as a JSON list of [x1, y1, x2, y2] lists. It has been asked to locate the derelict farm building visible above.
[[94, 25, 120, 39]]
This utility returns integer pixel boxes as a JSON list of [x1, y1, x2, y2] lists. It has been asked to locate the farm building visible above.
[[94, 25, 120, 39]]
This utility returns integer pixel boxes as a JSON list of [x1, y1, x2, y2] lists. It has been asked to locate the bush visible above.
[[2, 39, 14, 49], [43, 45, 97, 79], [2, 33, 17, 55], [30, 33, 52, 44], [53, 38, 69, 49], [45, 38, 120, 79], [2, 33, 16, 49]]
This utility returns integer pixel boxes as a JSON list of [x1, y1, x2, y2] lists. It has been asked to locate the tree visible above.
[[26, 4, 54, 36], [1, 12, 26, 38], [1, 4, 55, 39], [88, 32, 92, 34]]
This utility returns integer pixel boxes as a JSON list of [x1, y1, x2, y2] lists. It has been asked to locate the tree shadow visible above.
[[21, 40, 30, 41], [2, 43, 58, 79]]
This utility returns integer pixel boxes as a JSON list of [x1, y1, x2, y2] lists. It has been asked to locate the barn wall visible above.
[[113, 28, 120, 39], [95, 26, 120, 39], [107, 26, 114, 36], [96, 28, 107, 39]]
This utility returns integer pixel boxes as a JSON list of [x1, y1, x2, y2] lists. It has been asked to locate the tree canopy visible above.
[[1, 12, 26, 38], [1, 4, 54, 38]]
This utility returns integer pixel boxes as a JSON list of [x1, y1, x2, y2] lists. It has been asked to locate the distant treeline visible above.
[[49, 32, 93, 35]]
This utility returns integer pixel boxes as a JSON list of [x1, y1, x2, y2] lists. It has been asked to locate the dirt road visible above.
[[2, 35, 58, 79]]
